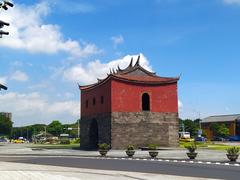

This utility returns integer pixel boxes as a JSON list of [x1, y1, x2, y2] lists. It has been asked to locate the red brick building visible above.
[[79, 56, 180, 149]]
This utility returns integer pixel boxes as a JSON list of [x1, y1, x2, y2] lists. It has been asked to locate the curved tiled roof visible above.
[[79, 55, 179, 91]]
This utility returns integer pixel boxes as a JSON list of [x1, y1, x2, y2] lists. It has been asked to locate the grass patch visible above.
[[29, 143, 80, 149], [179, 141, 240, 151]]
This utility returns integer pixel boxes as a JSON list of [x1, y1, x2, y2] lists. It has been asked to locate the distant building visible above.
[[201, 114, 240, 140], [0, 112, 12, 121], [79, 56, 180, 149]]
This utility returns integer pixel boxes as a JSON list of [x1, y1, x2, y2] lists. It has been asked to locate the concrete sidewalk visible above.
[[0, 144, 237, 163], [0, 143, 236, 162], [0, 162, 220, 180]]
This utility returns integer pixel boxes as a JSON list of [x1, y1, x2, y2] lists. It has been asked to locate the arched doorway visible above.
[[89, 119, 99, 150], [142, 93, 150, 111]]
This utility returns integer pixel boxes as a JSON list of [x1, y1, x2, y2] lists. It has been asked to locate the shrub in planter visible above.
[[226, 146, 239, 162], [148, 144, 158, 158], [185, 143, 197, 159], [98, 143, 110, 156], [126, 145, 135, 157]]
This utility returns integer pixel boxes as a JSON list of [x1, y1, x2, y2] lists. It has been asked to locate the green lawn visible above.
[[180, 141, 240, 151], [29, 143, 80, 150]]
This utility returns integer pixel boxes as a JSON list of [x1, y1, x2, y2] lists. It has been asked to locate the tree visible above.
[[179, 118, 200, 137], [47, 120, 63, 136], [210, 123, 229, 138], [0, 114, 13, 136]]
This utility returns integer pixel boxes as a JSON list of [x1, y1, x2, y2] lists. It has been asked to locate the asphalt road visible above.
[[1, 156, 240, 180]]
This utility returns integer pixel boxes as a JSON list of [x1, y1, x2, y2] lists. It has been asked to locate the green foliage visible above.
[[227, 146, 240, 155], [179, 118, 200, 137], [184, 142, 197, 153], [60, 139, 70, 144], [62, 120, 80, 138], [98, 143, 110, 150], [148, 144, 158, 150], [126, 145, 134, 150], [47, 120, 63, 136], [210, 123, 230, 138], [0, 114, 13, 136], [71, 138, 80, 144]]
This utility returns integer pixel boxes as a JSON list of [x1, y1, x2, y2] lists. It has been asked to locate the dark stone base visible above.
[[111, 112, 179, 149], [80, 112, 179, 150], [80, 113, 111, 150]]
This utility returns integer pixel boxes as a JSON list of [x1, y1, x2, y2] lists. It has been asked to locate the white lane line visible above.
[[206, 162, 211, 164], [224, 163, 230, 166], [165, 160, 170, 162], [198, 161, 203, 164]]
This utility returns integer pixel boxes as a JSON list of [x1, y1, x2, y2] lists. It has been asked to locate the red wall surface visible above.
[[81, 78, 178, 116], [81, 80, 111, 117], [111, 79, 178, 113]]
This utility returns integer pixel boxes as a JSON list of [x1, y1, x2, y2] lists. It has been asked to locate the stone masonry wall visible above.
[[111, 112, 179, 149], [80, 113, 111, 150]]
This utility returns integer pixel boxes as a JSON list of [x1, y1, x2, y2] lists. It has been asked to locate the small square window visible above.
[[86, 100, 88, 108], [93, 97, 96, 105], [101, 96, 104, 104]]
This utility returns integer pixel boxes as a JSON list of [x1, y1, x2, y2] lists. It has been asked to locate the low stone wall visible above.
[[111, 112, 179, 149]]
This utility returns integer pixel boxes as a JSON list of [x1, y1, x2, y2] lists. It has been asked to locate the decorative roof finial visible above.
[[117, 65, 122, 71], [112, 68, 116, 74], [129, 57, 133, 67], [110, 69, 112, 74], [134, 55, 140, 66]]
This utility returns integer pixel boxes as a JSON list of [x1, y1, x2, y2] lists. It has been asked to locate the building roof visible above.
[[0, 83, 7, 90], [201, 114, 240, 123], [79, 55, 179, 91]]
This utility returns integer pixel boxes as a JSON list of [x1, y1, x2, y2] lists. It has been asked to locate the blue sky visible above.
[[0, 0, 240, 126]]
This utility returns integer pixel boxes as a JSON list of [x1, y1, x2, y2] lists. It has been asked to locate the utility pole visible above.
[[0, 1, 14, 38], [44, 126, 47, 138], [77, 119, 80, 138]]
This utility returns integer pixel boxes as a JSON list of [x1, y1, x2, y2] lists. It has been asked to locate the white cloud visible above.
[[111, 35, 124, 47], [0, 2, 100, 58], [63, 53, 152, 85], [178, 100, 183, 109], [223, 0, 240, 4], [10, 70, 29, 82], [0, 92, 79, 126], [0, 76, 7, 84]]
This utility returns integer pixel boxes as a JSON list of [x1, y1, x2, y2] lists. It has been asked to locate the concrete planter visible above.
[[226, 154, 239, 162], [149, 151, 158, 158], [126, 150, 135, 157], [186, 152, 198, 159], [99, 150, 108, 156]]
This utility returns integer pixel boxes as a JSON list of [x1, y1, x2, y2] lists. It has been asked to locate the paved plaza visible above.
[[0, 143, 237, 162], [0, 143, 238, 179]]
